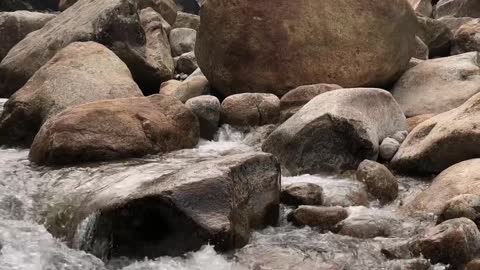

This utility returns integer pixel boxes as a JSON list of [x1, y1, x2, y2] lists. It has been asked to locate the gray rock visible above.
[[169, 27, 196, 57], [185, 95, 220, 140], [159, 76, 210, 103], [289, 206, 348, 231], [391, 131, 408, 143], [176, 51, 198, 75], [221, 93, 280, 127], [281, 183, 323, 206], [263, 88, 406, 174], [391, 52, 480, 117], [0, 42, 143, 146], [0, 11, 56, 61], [435, 0, 480, 19], [356, 160, 398, 203], [379, 138, 401, 161]]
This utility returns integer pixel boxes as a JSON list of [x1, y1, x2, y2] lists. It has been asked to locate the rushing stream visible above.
[[0, 105, 446, 270]]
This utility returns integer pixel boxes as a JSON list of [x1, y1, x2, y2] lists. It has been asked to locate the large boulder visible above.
[[29, 94, 200, 165], [221, 93, 280, 127], [391, 52, 480, 117], [0, 11, 56, 61], [196, 0, 417, 97], [0, 42, 143, 146], [44, 152, 280, 258], [391, 93, 480, 174], [0, 0, 174, 98], [452, 19, 480, 55], [405, 159, 480, 214], [435, 0, 480, 18], [262, 88, 406, 174]]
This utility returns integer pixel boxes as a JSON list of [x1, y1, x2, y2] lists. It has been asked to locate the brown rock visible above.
[[356, 160, 398, 203], [452, 19, 480, 55], [289, 206, 348, 230], [159, 76, 210, 103], [185, 95, 220, 140], [406, 114, 435, 132], [438, 194, 480, 226], [172, 11, 200, 31], [221, 93, 280, 127]]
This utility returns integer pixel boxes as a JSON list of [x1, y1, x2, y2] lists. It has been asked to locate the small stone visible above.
[[281, 183, 323, 206], [356, 160, 398, 203], [379, 138, 400, 161], [176, 51, 198, 75], [289, 206, 348, 231], [391, 131, 408, 144]]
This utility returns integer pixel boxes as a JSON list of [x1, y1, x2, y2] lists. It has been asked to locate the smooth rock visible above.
[[452, 19, 480, 55], [176, 51, 198, 75], [435, 0, 480, 19], [172, 11, 200, 31], [221, 93, 280, 127], [279, 83, 342, 122], [289, 206, 348, 231], [416, 218, 480, 266], [391, 93, 480, 174], [356, 160, 398, 203], [0, 11, 56, 61], [379, 138, 401, 161], [263, 88, 406, 174], [0, 42, 143, 146], [438, 194, 480, 226], [159, 76, 209, 103], [29, 95, 199, 165], [196, 0, 417, 97], [169, 27, 196, 57], [185, 95, 220, 140], [391, 52, 480, 117], [391, 131, 409, 143], [280, 183, 323, 206], [406, 114, 435, 132]]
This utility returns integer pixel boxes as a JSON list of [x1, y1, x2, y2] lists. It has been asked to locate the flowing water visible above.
[[0, 107, 446, 270]]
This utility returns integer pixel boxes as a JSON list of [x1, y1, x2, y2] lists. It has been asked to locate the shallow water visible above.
[[0, 122, 445, 270]]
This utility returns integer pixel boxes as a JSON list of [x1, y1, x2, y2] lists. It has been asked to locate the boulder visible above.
[[407, 0, 433, 17], [0, 0, 174, 98], [452, 19, 480, 55], [356, 160, 398, 203], [279, 83, 342, 122], [0, 11, 56, 61], [29, 94, 200, 165], [391, 52, 480, 117], [176, 51, 198, 74], [196, 0, 417, 97], [280, 183, 323, 206], [0, 42, 143, 146], [438, 194, 480, 226], [221, 93, 280, 127], [169, 27, 196, 57], [289, 206, 348, 231], [406, 114, 435, 132], [43, 152, 280, 258], [185, 95, 220, 140], [417, 15, 453, 57], [405, 159, 480, 214], [435, 0, 480, 18], [263, 88, 407, 174], [391, 130, 409, 143], [416, 218, 480, 266], [172, 11, 200, 31], [159, 76, 210, 103], [379, 138, 401, 161], [391, 93, 480, 174], [0, 0, 58, 11]]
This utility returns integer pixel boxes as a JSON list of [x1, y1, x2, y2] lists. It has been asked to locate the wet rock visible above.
[[169, 27, 196, 57], [185, 95, 220, 140], [321, 179, 368, 207], [289, 206, 348, 231], [438, 194, 480, 226], [391, 93, 480, 174], [281, 183, 323, 206], [29, 95, 199, 165], [435, 0, 480, 19], [391, 52, 480, 117], [242, 124, 276, 148], [405, 159, 480, 214], [356, 160, 398, 203], [417, 15, 453, 57], [406, 114, 435, 132], [0, 11, 56, 61], [172, 11, 200, 31], [416, 218, 480, 266], [196, 0, 417, 97], [221, 93, 280, 127], [45, 152, 280, 258], [159, 76, 210, 103], [0, 42, 143, 146], [176, 51, 198, 75], [279, 83, 342, 122], [413, 36, 429, 60], [467, 258, 480, 270], [452, 19, 480, 55], [407, 0, 433, 17], [379, 138, 401, 161], [0, 0, 174, 98], [263, 88, 406, 174]]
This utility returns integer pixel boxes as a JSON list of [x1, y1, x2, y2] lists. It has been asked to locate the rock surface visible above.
[[196, 0, 417, 97], [29, 95, 199, 165], [0, 11, 56, 61], [0, 0, 174, 97], [406, 114, 435, 132], [391, 52, 480, 117], [452, 19, 480, 55], [159, 76, 210, 103], [0, 42, 143, 146], [391, 93, 480, 174], [435, 0, 480, 18], [221, 93, 280, 127], [379, 138, 401, 161], [169, 27, 196, 57], [407, 0, 433, 17], [289, 206, 348, 230], [356, 160, 398, 203], [280, 183, 323, 206], [417, 15, 452, 57], [263, 88, 406, 174], [185, 95, 220, 140], [43, 152, 281, 258], [176, 51, 198, 74], [438, 194, 480, 226], [173, 11, 200, 31]]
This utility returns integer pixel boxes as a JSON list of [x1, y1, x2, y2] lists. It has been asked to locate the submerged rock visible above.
[[0, 42, 143, 146], [263, 88, 406, 174], [29, 95, 199, 165], [44, 152, 280, 258], [280, 183, 323, 206], [196, 0, 417, 97], [289, 206, 348, 231], [221, 93, 280, 127]]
